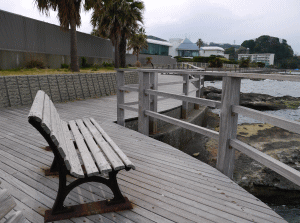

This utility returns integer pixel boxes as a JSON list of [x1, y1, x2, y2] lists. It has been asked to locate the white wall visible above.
[[169, 38, 183, 57]]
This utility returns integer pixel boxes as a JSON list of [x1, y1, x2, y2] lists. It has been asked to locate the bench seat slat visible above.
[[82, 119, 125, 171], [69, 120, 99, 176], [89, 118, 136, 170], [61, 121, 84, 178], [4, 211, 26, 223], [75, 119, 112, 174], [41, 94, 51, 134], [28, 90, 45, 122], [0, 189, 16, 220]]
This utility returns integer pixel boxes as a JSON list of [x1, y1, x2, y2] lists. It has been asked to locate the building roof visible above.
[[177, 38, 199, 51], [147, 38, 173, 47], [201, 46, 225, 51], [147, 35, 167, 42]]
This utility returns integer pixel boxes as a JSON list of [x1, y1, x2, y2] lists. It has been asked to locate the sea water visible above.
[[205, 79, 300, 124]]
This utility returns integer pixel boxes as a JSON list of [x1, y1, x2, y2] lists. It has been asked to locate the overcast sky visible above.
[[2, 0, 300, 54]]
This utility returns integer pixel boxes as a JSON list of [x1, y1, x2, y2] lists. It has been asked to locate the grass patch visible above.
[[283, 101, 300, 109], [0, 67, 117, 76]]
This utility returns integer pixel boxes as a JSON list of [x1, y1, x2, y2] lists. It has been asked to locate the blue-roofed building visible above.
[[169, 38, 199, 58]]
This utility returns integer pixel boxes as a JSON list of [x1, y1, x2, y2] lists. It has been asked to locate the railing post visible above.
[[138, 71, 150, 136], [149, 72, 158, 134], [217, 76, 241, 179], [117, 70, 125, 126], [194, 75, 204, 110], [182, 73, 189, 119]]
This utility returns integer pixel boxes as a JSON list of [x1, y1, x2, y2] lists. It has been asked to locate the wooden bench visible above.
[[0, 182, 26, 223], [28, 90, 135, 222]]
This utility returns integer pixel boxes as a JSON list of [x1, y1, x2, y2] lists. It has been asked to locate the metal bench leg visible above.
[[106, 171, 126, 205], [45, 170, 133, 222], [51, 165, 74, 215], [45, 156, 59, 176]]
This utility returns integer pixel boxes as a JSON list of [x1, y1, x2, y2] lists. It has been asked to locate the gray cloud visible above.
[[1, 0, 300, 53]]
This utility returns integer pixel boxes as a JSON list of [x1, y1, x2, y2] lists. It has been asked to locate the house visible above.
[[169, 38, 199, 58], [200, 46, 225, 57], [238, 53, 275, 66]]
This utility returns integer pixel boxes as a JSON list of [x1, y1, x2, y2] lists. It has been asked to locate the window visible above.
[[141, 43, 169, 56], [178, 50, 199, 57]]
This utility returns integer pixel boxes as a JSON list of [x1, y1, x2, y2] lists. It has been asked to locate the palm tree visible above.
[[34, 0, 92, 72], [196, 38, 204, 51], [127, 27, 148, 64], [87, 0, 124, 68], [119, 0, 144, 68], [88, 0, 144, 68]]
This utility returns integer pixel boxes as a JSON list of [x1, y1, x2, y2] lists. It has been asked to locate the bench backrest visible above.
[[28, 90, 84, 177]]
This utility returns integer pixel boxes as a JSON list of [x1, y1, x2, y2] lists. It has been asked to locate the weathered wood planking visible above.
[[0, 73, 287, 223]]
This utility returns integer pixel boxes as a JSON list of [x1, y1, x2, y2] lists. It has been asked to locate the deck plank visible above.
[[0, 74, 287, 222]]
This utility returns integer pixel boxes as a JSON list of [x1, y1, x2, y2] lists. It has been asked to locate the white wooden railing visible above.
[[116, 69, 300, 186]]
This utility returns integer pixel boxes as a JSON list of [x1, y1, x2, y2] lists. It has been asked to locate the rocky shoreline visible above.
[[202, 111, 300, 196], [203, 86, 300, 110]]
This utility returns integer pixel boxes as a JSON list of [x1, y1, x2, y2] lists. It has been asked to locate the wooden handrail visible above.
[[116, 68, 300, 186], [230, 139, 300, 186], [145, 110, 220, 140], [145, 89, 221, 108]]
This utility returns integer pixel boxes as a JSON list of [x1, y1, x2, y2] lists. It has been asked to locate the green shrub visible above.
[[81, 57, 92, 68], [91, 63, 101, 71], [239, 58, 250, 68], [135, 61, 142, 67], [102, 62, 114, 67], [174, 56, 193, 62], [193, 56, 211, 63], [208, 57, 223, 68], [26, 59, 45, 69], [61, 63, 70, 69]]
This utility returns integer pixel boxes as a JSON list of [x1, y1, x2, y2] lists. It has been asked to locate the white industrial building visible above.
[[238, 53, 275, 66]]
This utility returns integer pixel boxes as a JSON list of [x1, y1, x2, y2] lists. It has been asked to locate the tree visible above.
[[224, 47, 236, 60], [88, 0, 144, 68], [34, 0, 90, 72], [242, 35, 294, 64], [236, 46, 248, 54], [196, 39, 204, 51], [88, 0, 122, 68], [241, 40, 255, 53], [119, 0, 144, 68], [127, 27, 148, 64]]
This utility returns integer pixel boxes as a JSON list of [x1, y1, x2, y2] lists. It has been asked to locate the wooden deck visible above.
[[0, 74, 287, 222]]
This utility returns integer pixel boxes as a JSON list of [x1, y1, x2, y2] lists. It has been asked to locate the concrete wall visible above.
[[0, 10, 113, 69], [126, 54, 176, 66], [0, 72, 138, 108]]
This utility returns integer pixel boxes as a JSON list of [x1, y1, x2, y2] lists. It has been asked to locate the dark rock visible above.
[[202, 87, 300, 111]]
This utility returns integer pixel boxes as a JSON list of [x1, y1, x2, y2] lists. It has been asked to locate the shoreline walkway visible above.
[[0, 74, 286, 222]]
